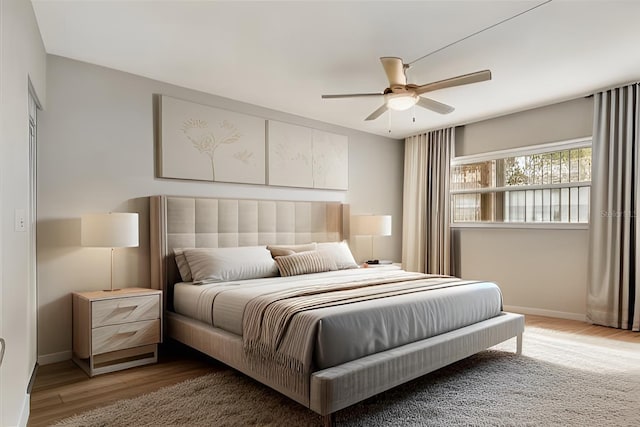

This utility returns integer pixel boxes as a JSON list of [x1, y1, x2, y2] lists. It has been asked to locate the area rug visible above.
[[54, 327, 640, 426]]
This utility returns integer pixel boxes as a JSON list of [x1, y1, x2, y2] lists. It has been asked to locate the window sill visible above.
[[451, 222, 589, 230]]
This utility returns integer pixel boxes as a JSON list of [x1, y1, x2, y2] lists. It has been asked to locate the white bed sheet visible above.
[[174, 266, 399, 333]]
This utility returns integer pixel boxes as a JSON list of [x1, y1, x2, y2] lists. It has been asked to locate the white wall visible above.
[[37, 55, 404, 362], [0, 1, 47, 426], [454, 97, 593, 320]]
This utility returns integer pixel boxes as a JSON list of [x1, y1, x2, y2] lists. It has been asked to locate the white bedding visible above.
[[174, 266, 401, 333], [173, 267, 503, 370]]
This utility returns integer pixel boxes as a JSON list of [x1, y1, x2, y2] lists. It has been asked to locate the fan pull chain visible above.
[[407, 66, 416, 123], [388, 110, 392, 133]]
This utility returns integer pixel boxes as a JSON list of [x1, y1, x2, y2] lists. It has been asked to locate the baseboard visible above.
[[38, 350, 72, 365], [18, 391, 30, 427], [28, 363, 39, 394], [504, 305, 587, 322]]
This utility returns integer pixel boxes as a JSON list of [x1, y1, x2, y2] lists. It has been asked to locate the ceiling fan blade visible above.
[[415, 70, 491, 95], [417, 97, 455, 114], [380, 57, 406, 88], [365, 104, 388, 121], [322, 92, 384, 99]]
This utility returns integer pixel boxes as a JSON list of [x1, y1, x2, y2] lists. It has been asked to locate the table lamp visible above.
[[81, 212, 139, 291], [351, 214, 392, 264]]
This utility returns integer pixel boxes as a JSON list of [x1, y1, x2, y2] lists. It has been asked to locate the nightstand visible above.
[[72, 287, 162, 377]]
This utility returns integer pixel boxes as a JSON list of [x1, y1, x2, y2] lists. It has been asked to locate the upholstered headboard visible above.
[[150, 196, 347, 309]]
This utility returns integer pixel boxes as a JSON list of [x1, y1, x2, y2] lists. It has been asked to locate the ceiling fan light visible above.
[[386, 94, 418, 111]]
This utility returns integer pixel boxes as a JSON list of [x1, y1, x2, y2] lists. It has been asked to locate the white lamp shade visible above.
[[351, 215, 392, 237], [81, 213, 139, 248]]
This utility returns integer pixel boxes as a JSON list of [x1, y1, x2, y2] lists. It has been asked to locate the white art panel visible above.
[[267, 121, 313, 188], [267, 121, 349, 190], [159, 96, 265, 184], [312, 130, 349, 190]]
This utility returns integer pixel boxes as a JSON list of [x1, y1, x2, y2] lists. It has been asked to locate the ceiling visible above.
[[31, 1, 640, 139]]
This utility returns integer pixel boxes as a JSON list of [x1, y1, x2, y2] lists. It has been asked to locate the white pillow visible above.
[[317, 241, 359, 270], [267, 242, 317, 258], [183, 246, 279, 283]]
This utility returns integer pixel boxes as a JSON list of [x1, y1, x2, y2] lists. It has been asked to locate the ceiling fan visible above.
[[321, 57, 491, 121]]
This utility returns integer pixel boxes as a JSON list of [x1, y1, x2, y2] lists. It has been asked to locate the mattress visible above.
[[173, 267, 503, 370]]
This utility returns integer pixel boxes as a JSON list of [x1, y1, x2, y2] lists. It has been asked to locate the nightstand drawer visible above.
[[92, 294, 159, 327], [92, 319, 160, 355]]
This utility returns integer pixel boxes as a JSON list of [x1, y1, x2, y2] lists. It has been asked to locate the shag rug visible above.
[[54, 327, 640, 426]]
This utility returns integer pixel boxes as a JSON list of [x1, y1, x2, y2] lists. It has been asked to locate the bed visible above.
[[150, 195, 524, 426]]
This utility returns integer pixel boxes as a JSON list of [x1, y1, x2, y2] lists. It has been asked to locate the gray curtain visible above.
[[402, 128, 453, 274], [587, 83, 640, 331]]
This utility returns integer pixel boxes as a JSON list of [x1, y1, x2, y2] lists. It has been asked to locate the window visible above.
[[450, 138, 592, 225]]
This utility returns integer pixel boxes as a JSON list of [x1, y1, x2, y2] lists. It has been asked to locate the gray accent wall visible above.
[[454, 97, 594, 320], [456, 97, 594, 156], [37, 55, 404, 361]]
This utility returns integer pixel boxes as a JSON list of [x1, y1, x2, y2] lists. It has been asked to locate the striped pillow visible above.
[[275, 250, 338, 277]]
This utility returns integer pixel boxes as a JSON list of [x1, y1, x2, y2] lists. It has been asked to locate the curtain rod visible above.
[[588, 79, 640, 97]]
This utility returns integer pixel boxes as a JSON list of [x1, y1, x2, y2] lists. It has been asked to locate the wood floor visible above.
[[28, 315, 640, 427], [28, 344, 224, 427]]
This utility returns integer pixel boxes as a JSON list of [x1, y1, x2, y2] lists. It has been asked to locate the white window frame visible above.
[[450, 136, 592, 230]]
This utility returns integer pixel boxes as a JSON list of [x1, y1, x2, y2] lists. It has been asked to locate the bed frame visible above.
[[150, 195, 525, 426]]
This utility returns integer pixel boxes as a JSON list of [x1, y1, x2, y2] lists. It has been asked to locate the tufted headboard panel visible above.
[[150, 196, 347, 309]]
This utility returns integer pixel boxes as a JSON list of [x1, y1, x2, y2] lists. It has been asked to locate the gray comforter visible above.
[[173, 267, 503, 372]]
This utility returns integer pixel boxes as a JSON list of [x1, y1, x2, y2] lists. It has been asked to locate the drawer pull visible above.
[[103, 305, 139, 323], [117, 305, 139, 313], [112, 331, 137, 339]]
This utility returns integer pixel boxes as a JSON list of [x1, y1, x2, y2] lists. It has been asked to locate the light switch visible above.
[[15, 209, 26, 232]]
